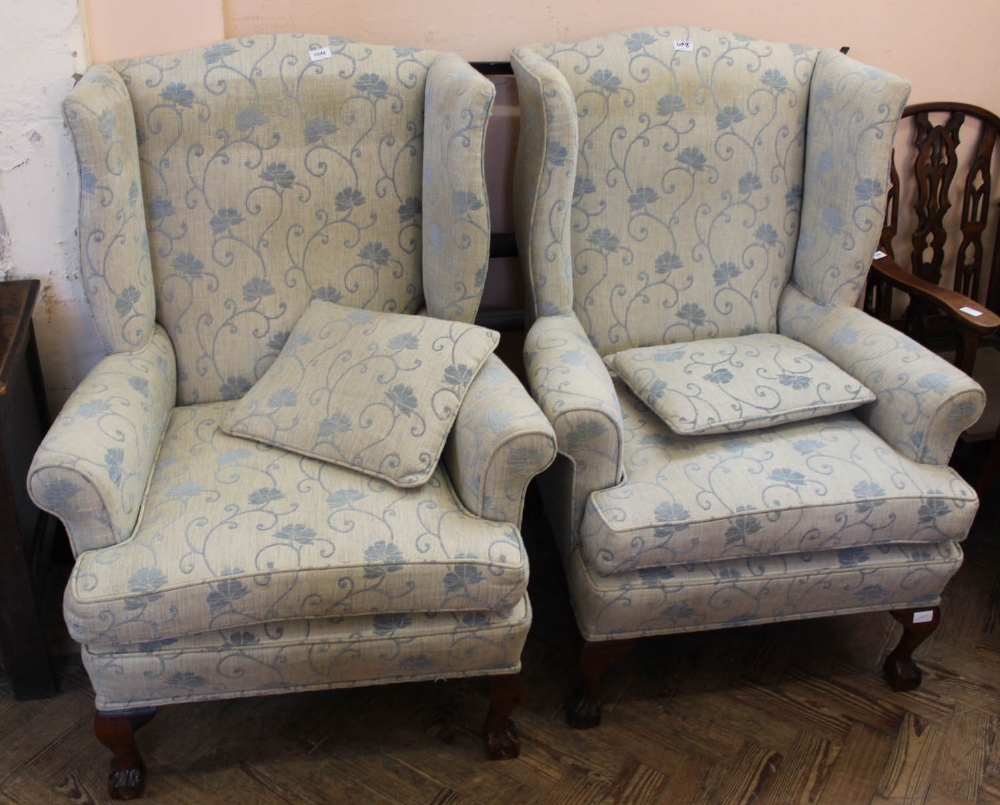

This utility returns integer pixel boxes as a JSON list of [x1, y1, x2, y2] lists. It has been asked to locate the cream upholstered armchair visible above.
[[29, 35, 555, 797], [512, 26, 984, 727]]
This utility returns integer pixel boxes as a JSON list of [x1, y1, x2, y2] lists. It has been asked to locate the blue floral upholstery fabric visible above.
[[82, 598, 531, 709], [27, 328, 176, 554], [30, 35, 557, 712], [512, 26, 982, 645], [222, 301, 498, 487], [605, 334, 875, 435], [70, 35, 494, 405], [64, 402, 528, 650]]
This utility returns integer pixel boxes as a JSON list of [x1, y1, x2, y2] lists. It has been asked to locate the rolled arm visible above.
[[524, 314, 624, 531], [444, 355, 556, 524], [510, 46, 579, 321], [780, 285, 985, 465], [28, 328, 176, 555], [421, 53, 496, 324]]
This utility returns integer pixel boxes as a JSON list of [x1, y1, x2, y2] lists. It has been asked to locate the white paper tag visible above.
[[873, 249, 887, 260], [674, 40, 694, 52], [960, 306, 984, 317], [913, 610, 935, 624], [310, 47, 332, 62]]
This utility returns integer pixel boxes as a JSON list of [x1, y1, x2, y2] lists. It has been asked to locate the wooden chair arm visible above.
[[870, 255, 1000, 335]]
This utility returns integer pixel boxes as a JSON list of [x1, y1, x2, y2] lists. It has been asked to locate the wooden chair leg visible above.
[[484, 672, 524, 760], [566, 637, 638, 729], [884, 607, 940, 692], [94, 707, 157, 800]]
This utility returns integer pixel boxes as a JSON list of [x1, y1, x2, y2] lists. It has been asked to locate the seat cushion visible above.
[[65, 402, 527, 650], [81, 596, 531, 709], [222, 301, 498, 487], [604, 333, 874, 435], [578, 380, 978, 575]]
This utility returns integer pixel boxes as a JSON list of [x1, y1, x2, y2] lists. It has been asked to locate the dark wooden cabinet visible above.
[[0, 279, 58, 699]]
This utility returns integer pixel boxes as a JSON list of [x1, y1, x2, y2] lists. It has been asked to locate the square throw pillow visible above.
[[604, 333, 875, 435], [222, 301, 499, 487]]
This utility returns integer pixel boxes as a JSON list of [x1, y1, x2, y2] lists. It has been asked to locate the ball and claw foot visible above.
[[485, 719, 521, 760], [566, 688, 602, 730], [882, 607, 939, 693], [884, 651, 923, 692]]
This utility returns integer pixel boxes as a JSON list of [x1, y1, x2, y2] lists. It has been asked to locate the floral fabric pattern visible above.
[[512, 26, 979, 649], [66, 402, 528, 650], [63, 66, 157, 354], [605, 334, 875, 435], [103, 35, 493, 404], [28, 328, 176, 554], [33, 36, 552, 713], [584, 386, 977, 574], [83, 597, 530, 709], [222, 301, 498, 487]]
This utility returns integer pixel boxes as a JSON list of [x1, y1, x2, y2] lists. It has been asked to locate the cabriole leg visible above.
[[94, 707, 157, 799], [566, 638, 638, 729], [484, 672, 524, 760], [884, 607, 940, 691]]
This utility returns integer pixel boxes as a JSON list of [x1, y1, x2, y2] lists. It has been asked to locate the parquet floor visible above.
[[2, 493, 1000, 804]]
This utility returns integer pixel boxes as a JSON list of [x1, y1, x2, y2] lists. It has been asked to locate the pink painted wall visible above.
[[85, 0, 1000, 110]]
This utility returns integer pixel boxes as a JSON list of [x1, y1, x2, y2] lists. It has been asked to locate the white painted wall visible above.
[[0, 0, 101, 413]]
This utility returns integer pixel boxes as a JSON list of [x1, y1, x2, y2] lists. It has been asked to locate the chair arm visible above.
[[510, 46, 579, 321], [780, 285, 985, 465], [422, 53, 496, 324], [524, 314, 624, 530], [870, 254, 1000, 373], [443, 355, 556, 524], [28, 328, 176, 555]]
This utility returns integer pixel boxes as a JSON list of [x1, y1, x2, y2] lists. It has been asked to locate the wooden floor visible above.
[[2, 495, 1000, 804]]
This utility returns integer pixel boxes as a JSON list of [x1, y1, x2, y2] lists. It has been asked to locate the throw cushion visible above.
[[222, 301, 498, 487], [604, 333, 875, 435]]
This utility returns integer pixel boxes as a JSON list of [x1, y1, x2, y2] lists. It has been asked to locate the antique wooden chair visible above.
[[865, 102, 1000, 495], [512, 26, 985, 727], [29, 35, 556, 797]]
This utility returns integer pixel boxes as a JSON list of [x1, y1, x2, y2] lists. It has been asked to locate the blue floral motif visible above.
[[778, 374, 811, 390], [260, 162, 296, 188], [386, 384, 418, 414], [769, 468, 806, 485], [327, 489, 366, 508], [319, 413, 353, 435], [220, 376, 253, 399], [760, 69, 788, 91], [453, 191, 484, 215], [628, 187, 659, 211], [738, 173, 762, 195], [704, 368, 733, 384], [148, 197, 175, 221], [373, 613, 411, 635], [172, 253, 204, 278], [716, 106, 746, 130], [625, 31, 657, 52], [303, 117, 337, 143], [210, 207, 244, 233], [587, 228, 620, 252], [656, 94, 686, 115], [754, 224, 779, 246], [837, 547, 870, 567], [588, 69, 621, 93], [918, 498, 951, 523], [248, 488, 284, 506], [655, 252, 683, 274], [855, 178, 884, 201], [444, 364, 475, 386], [243, 277, 275, 302], [359, 242, 391, 264], [236, 107, 268, 132], [115, 286, 142, 315], [363, 541, 405, 578], [547, 142, 569, 166], [355, 73, 389, 98], [104, 447, 124, 485], [266, 388, 298, 408], [676, 147, 708, 171], [713, 262, 740, 285], [677, 303, 707, 326], [398, 196, 421, 222], [335, 187, 366, 211], [274, 524, 317, 545], [203, 42, 237, 64], [443, 563, 486, 591], [160, 82, 195, 107], [207, 578, 249, 611]]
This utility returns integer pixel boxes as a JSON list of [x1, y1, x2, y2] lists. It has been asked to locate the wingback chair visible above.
[[511, 26, 985, 727], [29, 35, 555, 797]]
